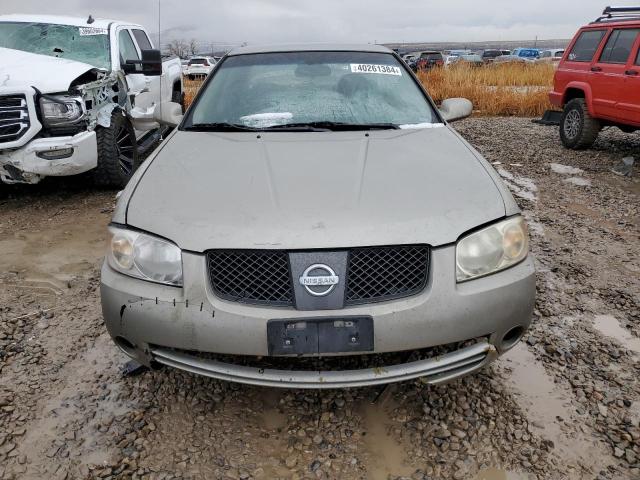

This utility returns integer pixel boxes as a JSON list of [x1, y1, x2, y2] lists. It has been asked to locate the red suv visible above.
[[550, 6, 640, 149]]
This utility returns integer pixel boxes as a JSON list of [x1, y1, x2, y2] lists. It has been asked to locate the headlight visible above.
[[39, 95, 85, 127], [456, 216, 529, 282], [107, 226, 183, 286]]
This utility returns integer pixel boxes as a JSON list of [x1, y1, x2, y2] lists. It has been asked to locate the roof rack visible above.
[[593, 5, 640, 23]]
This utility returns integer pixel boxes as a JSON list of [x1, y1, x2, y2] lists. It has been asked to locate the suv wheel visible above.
[[560, 98, 600, 149], [93, 110, 140, 188]]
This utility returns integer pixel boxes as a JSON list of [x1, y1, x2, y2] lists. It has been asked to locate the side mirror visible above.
[[440, 98, 473, 122], [125, 49, 163, 76], [157, 101, 183, 127]]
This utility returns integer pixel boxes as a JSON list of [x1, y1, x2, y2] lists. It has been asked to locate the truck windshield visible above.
[[185, 51, 438, 130], [0, 22, 111, 70]]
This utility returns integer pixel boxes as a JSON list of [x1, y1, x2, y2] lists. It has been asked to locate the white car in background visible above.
[[536, 49, 565, 66], [184, 56, 216, 79]]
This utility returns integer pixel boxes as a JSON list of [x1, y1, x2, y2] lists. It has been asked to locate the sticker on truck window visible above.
[[350, 64, 402, 76], [79, 27, 108, 36]]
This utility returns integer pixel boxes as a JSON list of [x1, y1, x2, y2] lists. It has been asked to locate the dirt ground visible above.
[[0, 118, 638, 480]]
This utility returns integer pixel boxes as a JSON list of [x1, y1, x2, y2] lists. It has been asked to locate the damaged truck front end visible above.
[[0, 15, 184, 186], [0, 68, 122, 184]]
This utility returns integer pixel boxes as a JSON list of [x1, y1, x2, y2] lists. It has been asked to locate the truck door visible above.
[[591, 27, 640, 120], [618, 34, 640, 125], [117, 28, 156, 131]]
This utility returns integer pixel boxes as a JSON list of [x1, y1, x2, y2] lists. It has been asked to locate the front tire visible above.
[[560, 98, 600, 149], [93, 110, 139, 188]]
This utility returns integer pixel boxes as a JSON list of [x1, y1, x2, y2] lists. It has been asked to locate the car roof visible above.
[[228, 43, 393, 56], [585, 19, 640, 28], [0, 14, 137, 30]]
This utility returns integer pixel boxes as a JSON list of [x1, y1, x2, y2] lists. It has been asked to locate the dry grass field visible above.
[[182, 61, 556, 117], [418, 62, 555, 117]]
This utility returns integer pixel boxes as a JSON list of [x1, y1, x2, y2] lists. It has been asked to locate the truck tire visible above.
[[560, 98, 600, 149], [93, 110, 139, 188], [172, 89, 185, 113]]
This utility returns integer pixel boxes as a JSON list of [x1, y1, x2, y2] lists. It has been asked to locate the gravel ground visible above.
[[0, 118, 638, 480]]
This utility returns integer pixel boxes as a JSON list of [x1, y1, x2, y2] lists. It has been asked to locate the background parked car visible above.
[[481, 49, 505, 62], [536, 48, 565, 65], [415, 51, 444, 71], [550, 6, 640, 149], [184, 56, 216, 79], [450, 53, 484, 67], [511, 48, 540, 61], [494, 54, 528, 64]]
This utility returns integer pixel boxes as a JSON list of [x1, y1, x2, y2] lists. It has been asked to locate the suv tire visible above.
[[93, 110, 140, 188], [560, 98, 600, 149]]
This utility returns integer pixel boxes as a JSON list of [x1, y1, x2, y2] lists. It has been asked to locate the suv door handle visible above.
[[591, 66, 602, 72], [625, 69, 639, 76]]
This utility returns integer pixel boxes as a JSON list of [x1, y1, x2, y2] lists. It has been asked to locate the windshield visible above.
[[0, 22, 111, 70], [189, 58, 208, 65], [186, 51, 437, 130]]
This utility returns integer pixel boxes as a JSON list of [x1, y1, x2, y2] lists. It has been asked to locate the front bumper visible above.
[[101, 245, 536, 388], [0, 131, 97, 184], [151, 341, 497, 388]]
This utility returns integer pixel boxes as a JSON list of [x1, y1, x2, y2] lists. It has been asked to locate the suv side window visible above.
[[132, 29, 153, 51], [568, 29, 606, 62], [599, 28, 640, 63], [119, 29, 140, 70]]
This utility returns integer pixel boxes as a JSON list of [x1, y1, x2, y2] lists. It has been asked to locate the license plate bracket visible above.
[[267, 316, 374, 355]]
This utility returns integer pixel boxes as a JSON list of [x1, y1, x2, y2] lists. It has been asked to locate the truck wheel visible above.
[[560, 98, 600, 149], [172, 89, 185, 113], [93, 110, 139, 188]]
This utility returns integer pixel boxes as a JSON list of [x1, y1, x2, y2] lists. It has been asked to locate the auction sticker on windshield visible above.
[[79, 27, 108, 36], [350, 64, 402, 76]]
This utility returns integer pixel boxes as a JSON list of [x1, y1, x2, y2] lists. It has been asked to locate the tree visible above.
[[167, 39, 188, 59], [189, 39, 198, 56]]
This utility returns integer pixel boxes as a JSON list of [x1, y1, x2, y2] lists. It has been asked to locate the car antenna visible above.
[[157, 0, 164, 141], [87, 15, 94, 25]]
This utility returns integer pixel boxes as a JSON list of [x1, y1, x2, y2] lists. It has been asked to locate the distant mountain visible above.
[[386, 39, 570, 54]]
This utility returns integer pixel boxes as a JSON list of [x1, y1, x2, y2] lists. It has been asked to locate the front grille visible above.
[[0, 95, 30, 145], [207, 245, 430, 307], [345, 245, 429, 304], [207, 250, 294, 306]]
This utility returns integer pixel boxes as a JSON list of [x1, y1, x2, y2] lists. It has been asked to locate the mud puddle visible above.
[[16, 333, 128, 476], [0, 211, 109, 284], [502, 344, 612, 474], [259, 389, 288, 431], [592, 315, 640, 355], [360, 396, 414, 480], [475, 467, 529, 480]]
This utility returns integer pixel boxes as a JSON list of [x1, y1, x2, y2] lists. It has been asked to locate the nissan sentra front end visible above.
[[100, 44, 536, 388]]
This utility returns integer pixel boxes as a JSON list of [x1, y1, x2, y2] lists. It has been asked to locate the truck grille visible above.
[[0, 95, 30, 145], [206, 246, 429, 307]]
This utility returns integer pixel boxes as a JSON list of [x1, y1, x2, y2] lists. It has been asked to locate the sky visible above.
[[2, 0, 640, 48]]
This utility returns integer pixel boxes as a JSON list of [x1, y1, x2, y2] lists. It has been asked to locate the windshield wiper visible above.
[[182, 122, 259, 132], [264, 121, 400, 131]]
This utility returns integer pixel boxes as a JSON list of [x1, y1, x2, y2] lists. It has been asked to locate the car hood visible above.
[[0, 47, 99, 93], [126, 127, 506, 251]]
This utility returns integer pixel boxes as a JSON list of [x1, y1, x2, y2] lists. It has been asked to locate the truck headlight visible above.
[[107, 226, 183, 286], [456, 216, 529, 282], [39, 95, 85, 127]]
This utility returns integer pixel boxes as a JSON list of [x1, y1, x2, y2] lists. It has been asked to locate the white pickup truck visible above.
[[0, 14, 184, 187]]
